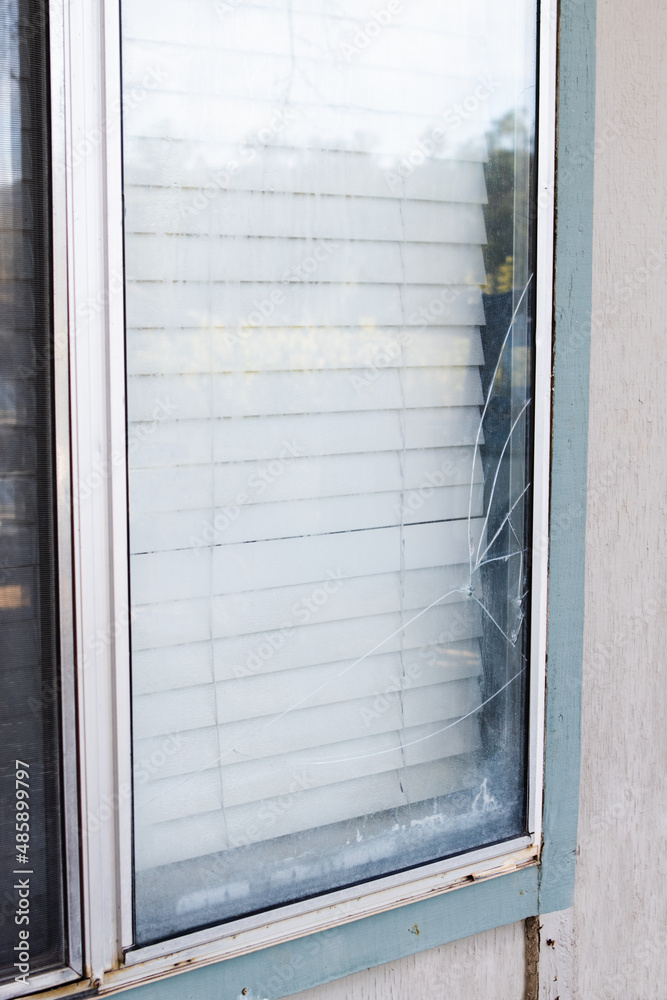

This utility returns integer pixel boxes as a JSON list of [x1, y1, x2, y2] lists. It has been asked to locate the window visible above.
[[122, 0, 540, 947], [0, 0, 599, 993], [0, 0, 79, 989]]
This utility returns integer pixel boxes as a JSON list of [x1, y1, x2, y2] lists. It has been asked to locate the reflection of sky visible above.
[[0, 0, 19, 186], [124, 0, 537, 165], [484, 0, 537, 123]]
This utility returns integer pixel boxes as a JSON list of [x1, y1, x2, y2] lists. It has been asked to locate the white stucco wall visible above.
[[574, 0, 667, 996]]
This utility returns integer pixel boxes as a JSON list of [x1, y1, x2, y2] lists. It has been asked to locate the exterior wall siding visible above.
[[574, 0, 667, 996], [282, 922, 526, 1000]]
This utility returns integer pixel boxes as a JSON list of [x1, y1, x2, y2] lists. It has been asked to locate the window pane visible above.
[[122, 0, 537, 945], [0, 0, 69, 980]]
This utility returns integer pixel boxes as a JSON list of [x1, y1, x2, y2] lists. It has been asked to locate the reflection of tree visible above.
[[482, 112, 532, 294], [477, 113, 533, 798]]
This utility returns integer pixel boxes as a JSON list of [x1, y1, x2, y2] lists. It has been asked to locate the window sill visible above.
[[111, 846, 538, 999]]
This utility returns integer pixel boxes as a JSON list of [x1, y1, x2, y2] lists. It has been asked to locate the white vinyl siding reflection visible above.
[[123, 0, 494, 874]]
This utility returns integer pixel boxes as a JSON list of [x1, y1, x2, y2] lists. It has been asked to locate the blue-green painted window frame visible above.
[[120, 0, 596, 995]]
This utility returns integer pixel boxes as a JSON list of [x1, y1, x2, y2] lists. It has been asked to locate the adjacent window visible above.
[[0, 0, 70, 982], [121, 0, 538, 944]]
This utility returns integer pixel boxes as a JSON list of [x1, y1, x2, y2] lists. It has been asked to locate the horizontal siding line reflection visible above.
[[129, 567, 474, 648], [123, 334, 488, 349], [122, 156, 488, 203], [129, 605, 478, 668], [133, 680, 482, 747], [132, 636, 481, 697], [130, 514, 480, 556], [121, 84, 491, 119], [125, 279, 487, 285], [125, 368, 484, 377], [123, 20, 485, 53], [122, 191, 486, 199], [133, 667, 482, 730], [124, 230, 487, 240], [123, 143, 488, 169]]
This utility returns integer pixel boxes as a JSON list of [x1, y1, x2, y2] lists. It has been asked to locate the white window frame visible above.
[[4, 0, 555, 993]]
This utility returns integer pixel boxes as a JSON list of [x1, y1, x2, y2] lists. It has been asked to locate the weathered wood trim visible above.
[[538, 908, 575, 998], [539, 0, 597, 915], [114, 870, 538, 1000]]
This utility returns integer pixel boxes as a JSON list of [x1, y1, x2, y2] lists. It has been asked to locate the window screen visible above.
[[121, 0, 537, 945], [0, 0, 68, 981]]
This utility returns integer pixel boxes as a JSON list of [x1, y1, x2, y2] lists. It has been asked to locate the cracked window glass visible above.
[[120, 0, 538, 944]]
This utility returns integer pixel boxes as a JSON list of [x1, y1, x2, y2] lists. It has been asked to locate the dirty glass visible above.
[[120, 0, 538, 944]]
